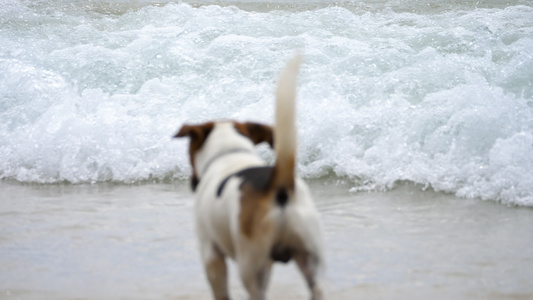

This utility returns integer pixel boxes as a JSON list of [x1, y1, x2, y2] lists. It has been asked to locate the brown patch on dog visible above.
[[233, 122, 274, 147], [239, 182, 273, 239], [174, 122, 215, 190], [235, 166, 294, 239]]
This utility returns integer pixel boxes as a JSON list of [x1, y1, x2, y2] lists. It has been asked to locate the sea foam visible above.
[[1, 1, 532, 205]]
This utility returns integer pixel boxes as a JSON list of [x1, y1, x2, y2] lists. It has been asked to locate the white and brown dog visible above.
[[175, 55, 324, 300]]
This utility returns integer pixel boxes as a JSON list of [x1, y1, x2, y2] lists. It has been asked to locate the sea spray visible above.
[[1, 1, 532, 205]]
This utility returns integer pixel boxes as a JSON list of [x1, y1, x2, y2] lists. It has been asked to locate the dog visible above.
[[174, 55, 324, 300]]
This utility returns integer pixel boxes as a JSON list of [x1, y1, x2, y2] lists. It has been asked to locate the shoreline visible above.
[[1, 180, 532, 299]]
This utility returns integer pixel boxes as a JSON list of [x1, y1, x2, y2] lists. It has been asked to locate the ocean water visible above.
[[1, 0, 532, 206]]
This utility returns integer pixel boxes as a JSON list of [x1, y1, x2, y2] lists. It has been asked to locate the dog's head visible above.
[[174, 121, 273, 190]]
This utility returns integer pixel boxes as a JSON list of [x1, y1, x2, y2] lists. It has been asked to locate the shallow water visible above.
[[1, 181, 532, 299], [1, 0, 532, 205]]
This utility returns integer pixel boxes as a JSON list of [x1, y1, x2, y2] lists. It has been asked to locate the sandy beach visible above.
[[1, 180, 532, 299]]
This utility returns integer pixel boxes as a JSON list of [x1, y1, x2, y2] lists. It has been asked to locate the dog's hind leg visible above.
[[295, 252, 324, 300], [201, 243, 230, 300], [237, 254, 272, 300]]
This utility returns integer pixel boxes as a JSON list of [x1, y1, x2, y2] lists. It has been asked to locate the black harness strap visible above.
[[216, 166, 274, 198], [216, 174, 234, 197]]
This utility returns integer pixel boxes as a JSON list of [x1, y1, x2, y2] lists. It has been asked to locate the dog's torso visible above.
[[175, 55, 324, 300], [194, 125, 266, 259], [193, 122, 321, 263]]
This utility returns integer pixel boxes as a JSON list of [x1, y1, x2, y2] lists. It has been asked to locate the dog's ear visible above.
[[234, 122, 274, 148], [174, 123, 214, 142], [174, 125, 193, 139], [174, 123, 215, 191]]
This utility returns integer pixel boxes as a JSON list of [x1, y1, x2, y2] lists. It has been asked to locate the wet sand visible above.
[[1, 180, 532, 299]]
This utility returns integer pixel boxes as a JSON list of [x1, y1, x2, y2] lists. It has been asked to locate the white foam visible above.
[[1, 1, 532, 205]]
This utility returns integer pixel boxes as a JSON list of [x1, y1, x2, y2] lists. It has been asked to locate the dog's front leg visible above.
[[201, 243, 230, 300]]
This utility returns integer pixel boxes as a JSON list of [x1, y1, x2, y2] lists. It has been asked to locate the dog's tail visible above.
[[272, 54, 302, 196]]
